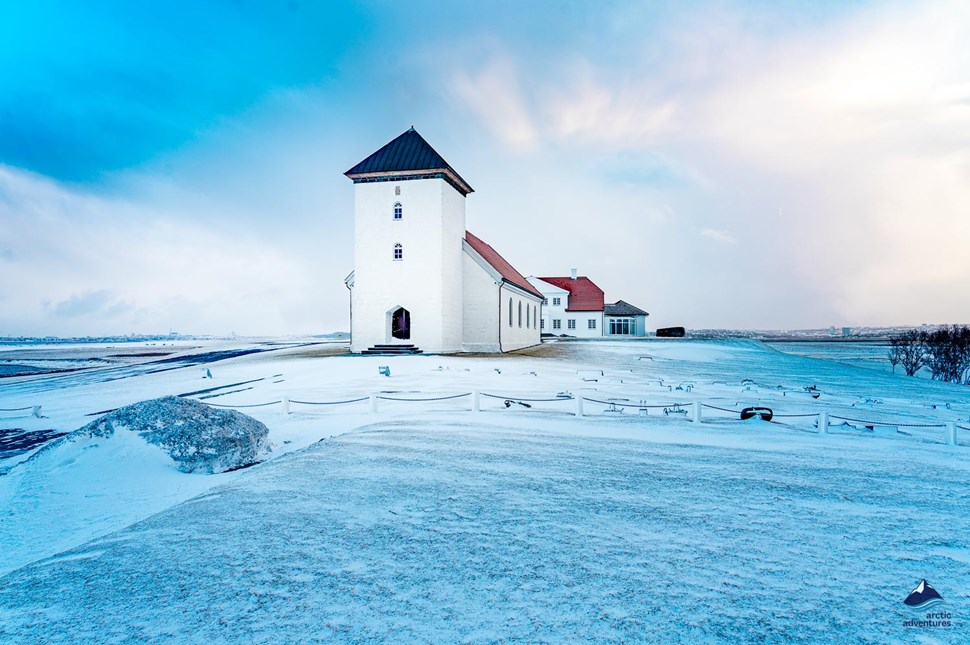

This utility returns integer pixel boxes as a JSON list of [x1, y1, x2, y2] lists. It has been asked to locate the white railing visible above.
[[196, 392, 967, 447], [6, 393, 963, 449]]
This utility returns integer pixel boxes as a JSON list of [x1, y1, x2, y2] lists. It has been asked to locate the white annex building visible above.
[[527, 273, 650, 338], [344, 128, 543, 354]]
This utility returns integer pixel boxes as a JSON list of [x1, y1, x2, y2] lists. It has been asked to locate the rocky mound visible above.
[[50, 396, 270, 474]]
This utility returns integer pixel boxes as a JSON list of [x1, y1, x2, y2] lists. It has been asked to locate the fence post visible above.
[[282, 397, 290, 416], [946, 422, 957, 446], [818, 411, 829, 434], [370, 393, 378, 414], [576, 396, 584, 417], [693, 401, 702, 424], [472, 391, 480, 412], [32, 405, 42, 418]]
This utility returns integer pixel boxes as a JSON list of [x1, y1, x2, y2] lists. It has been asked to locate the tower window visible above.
[[393, 243, 403, 260], [393, 202, 402, 220], [394, 185, 401, 196]]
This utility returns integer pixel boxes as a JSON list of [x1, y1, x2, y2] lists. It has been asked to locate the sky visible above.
[[1, 0, 968, 336]]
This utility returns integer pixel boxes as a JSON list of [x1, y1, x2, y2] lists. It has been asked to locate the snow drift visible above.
[[1, 397, 270, 574], [53, 396, 271, 474]]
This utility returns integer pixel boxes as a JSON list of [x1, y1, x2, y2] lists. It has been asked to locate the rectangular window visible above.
[[588, 319, 596, 329], [552, 319, 561, 330], [552, 297, 560, 306], [609, 318, 633, 335], [567, 319, 576, 330], [540, 319, 545, 329]]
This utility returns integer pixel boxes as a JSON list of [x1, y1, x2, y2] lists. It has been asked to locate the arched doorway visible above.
[[390, 307, 411, 340]]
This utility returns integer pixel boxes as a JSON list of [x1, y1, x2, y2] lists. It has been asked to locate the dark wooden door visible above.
[[391, 308, 410, 340]]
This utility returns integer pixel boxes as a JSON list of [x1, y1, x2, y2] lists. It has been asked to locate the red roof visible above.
[[465, 231, 543, 298], [537, 276, 605, 311]]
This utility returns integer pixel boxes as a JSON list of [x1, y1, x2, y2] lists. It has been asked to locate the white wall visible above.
[[440, 181, 466, 351], [499, 284, 542, 351], [462, 251, 501, 353], [546, 310, 603, 338], [529, 277, 603, 338], [350, 177, 465, 353]]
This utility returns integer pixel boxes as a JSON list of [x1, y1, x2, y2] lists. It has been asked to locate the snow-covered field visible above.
[[767, 340, 896, 373], [1, 339, 969, 642]]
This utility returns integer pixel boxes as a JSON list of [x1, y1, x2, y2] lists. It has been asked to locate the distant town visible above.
[[4, 326, 968, 346]]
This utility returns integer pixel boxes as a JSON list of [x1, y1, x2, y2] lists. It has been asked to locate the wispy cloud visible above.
[[449, 54, 538, 149], [44, 289, 133, 319], [0, 166, 326, 336], [700, 228, 737, 245], [541, 64, 678, 147], [441, 0, 970, 327]]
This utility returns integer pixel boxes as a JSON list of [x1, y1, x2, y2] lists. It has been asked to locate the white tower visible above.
[[344, 128, 474, 354]]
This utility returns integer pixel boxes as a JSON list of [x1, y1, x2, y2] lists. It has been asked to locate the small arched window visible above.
[[508, 298, 513, 326], [393, 202, 402, 220], [393, 243, 403, 260], [518, 301, 522, 328]]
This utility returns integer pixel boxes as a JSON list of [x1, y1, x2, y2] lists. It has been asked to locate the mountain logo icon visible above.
[[903, 580, 944, 610]]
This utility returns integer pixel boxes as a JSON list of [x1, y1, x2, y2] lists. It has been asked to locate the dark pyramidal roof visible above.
[[345, 127, 473, 195], [604, 300, 649, 316]]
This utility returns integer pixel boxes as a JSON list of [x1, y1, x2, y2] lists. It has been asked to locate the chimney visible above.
[[570, 268, 577, 280]]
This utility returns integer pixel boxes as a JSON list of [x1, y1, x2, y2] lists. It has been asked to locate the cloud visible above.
[[541, 64, 678, 148], [441, 0, 970, 327], [0, 165, 334, 336], [701, 228, 737, 245], [0, 3, 373, 182], [448, 54, 538, 149], [3, 0, 968, 335], [44, 290, 133, 319]]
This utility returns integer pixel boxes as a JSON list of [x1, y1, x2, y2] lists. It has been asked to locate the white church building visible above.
[[344, 128, 543, 354]]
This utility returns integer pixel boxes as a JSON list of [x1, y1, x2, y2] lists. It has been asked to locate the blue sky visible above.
[[1, 0, 968, 335]]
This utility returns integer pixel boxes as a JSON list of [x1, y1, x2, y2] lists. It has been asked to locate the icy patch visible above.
[[49, 396, 271, 474]]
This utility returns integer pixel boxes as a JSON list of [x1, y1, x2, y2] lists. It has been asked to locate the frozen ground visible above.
[[1, 339, 969, 641]]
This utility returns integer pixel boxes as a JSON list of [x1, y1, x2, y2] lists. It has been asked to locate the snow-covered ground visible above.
[[767, 340, 929, 377], [1, 339, 969, 641]]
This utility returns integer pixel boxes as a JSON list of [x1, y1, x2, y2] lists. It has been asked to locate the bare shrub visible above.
[[924, 325, 970, 384], [890, 330, 928, 377], [887, 336, 905, 374]]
